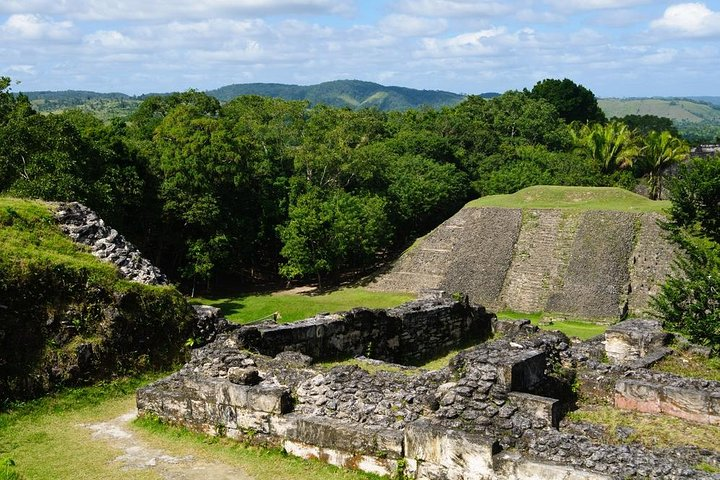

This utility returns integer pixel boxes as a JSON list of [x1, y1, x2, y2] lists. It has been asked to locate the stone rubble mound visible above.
[[54, 202, 167, 285]]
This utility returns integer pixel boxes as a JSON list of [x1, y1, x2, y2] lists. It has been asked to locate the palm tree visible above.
[[571, 121, 641, 173], [640, 130, 690, 200]]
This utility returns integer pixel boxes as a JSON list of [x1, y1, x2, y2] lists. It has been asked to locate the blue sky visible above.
[[1, 0, 718, 97]]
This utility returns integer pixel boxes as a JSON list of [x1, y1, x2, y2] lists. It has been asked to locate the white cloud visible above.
[[393, 0, 512, 17], [1, 14, 74, 41], [378, 14, 447, 37], [83, 30, 137, 49], [7, 64, 36, 74], [544, 0, 650, 12], [0, 0, 354, 20], [515, 9, 565, 23], [418, 27, 520, 58], [650, 3, 720, 38]]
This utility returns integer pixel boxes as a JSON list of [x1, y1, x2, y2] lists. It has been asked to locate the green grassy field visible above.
[[0, 377, 380, 480], [0, 197, 118, 283], [496, 310, 608, 340], [191, 287, 415, 324], [464, 186, 669, 214]]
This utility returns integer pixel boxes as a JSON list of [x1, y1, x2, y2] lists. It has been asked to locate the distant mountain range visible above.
[[19, 81, 720, 138], [23, 80, 478, 118]]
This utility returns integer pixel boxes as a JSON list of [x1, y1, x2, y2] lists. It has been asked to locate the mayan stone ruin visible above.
[[370, 207, 676, 320], [137, 295, 720, 479]]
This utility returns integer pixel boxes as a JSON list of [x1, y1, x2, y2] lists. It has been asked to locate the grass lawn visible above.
[[566, 405, 720, 454], [191, 287, 415, 324], [0, 376, 381, 480], [496, 310, 608, 340], [464, 186, 670, 214]]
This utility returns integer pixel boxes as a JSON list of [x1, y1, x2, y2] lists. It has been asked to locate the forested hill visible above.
[[206, 80, 469, 110], [22, 80, 470, 117]]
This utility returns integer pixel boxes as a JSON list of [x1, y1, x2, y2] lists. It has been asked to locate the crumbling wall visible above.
[[137, 305, 719, 479], [54, 202, 167, 285], [233, 297, 493, 365]]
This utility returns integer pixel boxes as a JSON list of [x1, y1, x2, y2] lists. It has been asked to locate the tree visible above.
[[653, 155, 720, 352], [620, 114, 679, 137], [638, 130, 689, 200], [528, 78, 606, 124], [279, 187, 390, 288], [571, 121, 641, 173]]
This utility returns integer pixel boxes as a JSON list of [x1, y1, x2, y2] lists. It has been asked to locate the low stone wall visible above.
[[233, 296, 493, 365], [615, 371, 720, 425]]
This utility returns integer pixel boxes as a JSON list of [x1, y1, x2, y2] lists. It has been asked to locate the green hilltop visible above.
[[599, 98, 720, 123], [464, 185, 670, 214], [206, 79, 468, 110]]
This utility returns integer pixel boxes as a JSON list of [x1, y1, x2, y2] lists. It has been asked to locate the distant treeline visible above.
[[0, 77, 693, 291]]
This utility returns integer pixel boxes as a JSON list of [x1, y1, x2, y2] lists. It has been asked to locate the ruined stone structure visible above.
[[371, 207, 675, 320], [54, 202, 167, 285], [137, 298, 720, 479]]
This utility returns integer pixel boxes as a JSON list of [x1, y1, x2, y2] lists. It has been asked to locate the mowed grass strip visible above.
[[464, 186, 670, 214], [496, 310, 608, 340], [0, 377, 382, 480], [191, 287, 415, 324]]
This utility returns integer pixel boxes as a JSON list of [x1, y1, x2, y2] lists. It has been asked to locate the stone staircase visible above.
[[372, 205, 676, 320]]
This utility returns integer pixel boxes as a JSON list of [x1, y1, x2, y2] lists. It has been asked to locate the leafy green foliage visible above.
[[636, 130, 689, 200], [571, 121, 641, 173], [279, 187, 390, 286], [653, 155, 720, 352], [529, 78, 606, 124], [619, 114, 679, 137], [1, 75, 660, 290]]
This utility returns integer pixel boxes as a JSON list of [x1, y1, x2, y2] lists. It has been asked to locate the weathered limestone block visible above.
[[508, 392, 559, 428], [614, 380, 662, 414], [494, 452, 612, 480], [495, 349, 547, 392], [283, 439, 399, 477], [615, 377, 720, 425], [404, 420, 496, 480], [228, 367, 260, 385], [283, 414, 403, 459], [605, 319, 669, 364]]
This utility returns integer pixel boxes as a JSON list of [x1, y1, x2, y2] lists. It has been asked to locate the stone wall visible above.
[[615, 371, 720, 425], [232, 296, 493, 365], [370, 206, 676, 320], [137, 304, 719, 479]]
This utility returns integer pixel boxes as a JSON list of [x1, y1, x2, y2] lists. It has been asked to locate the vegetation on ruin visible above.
[[465, 186, 670, 214], [0, 196, 195, 402], [653, 349, 720, 382], [191, 287, 414, 324], [566, 405, 720, 453]]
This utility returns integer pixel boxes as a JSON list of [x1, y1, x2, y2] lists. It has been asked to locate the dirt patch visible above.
[[83, 410, 253, 480], [272, 286, 317, 296]]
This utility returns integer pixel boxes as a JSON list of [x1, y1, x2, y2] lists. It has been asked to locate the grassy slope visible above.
[[464, 185, 670, 214], [599, 98, 720, 123], [0, 377, 379, 480], [0, 197, 118, 283], [191, 288, 415, 324]]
